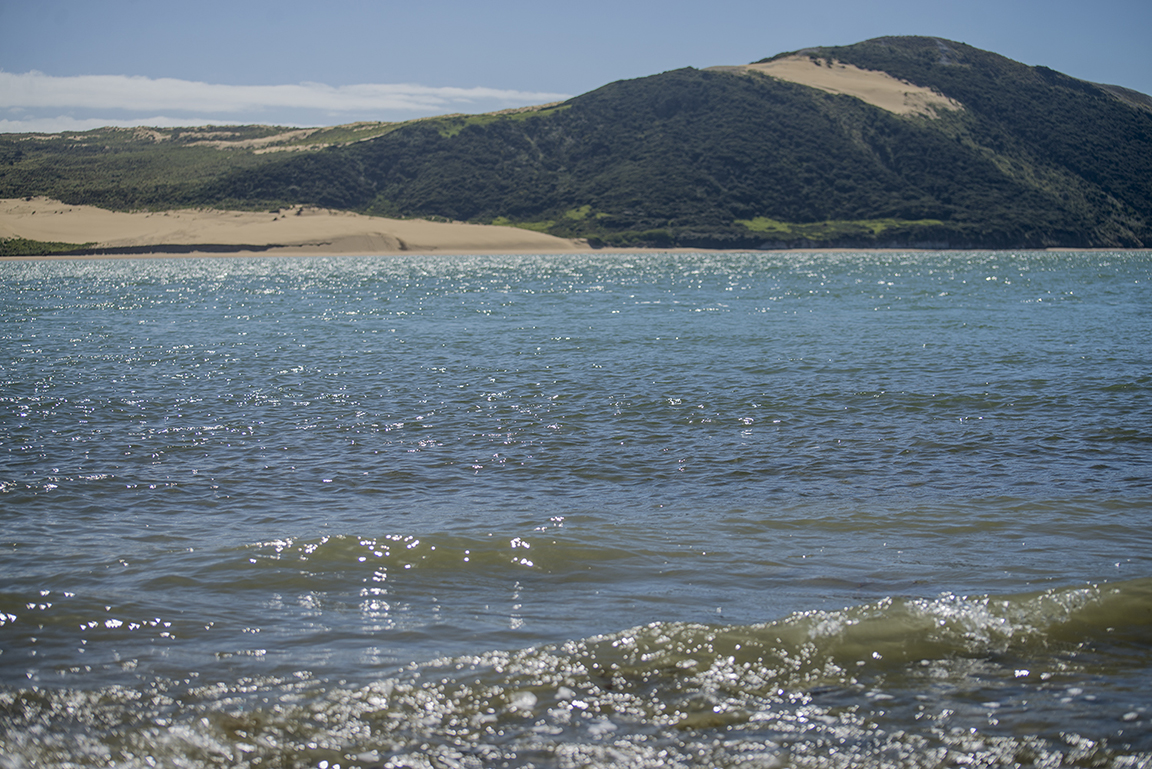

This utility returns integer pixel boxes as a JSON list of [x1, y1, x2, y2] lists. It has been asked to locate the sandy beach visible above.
[[0, 197, 586, 257]]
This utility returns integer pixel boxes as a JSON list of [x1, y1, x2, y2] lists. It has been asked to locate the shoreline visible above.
[[6, 246, 1147, 262], [3, 198, 1147, 260]]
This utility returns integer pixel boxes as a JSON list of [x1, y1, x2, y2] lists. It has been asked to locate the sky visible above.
[[2, 0, 1150, 133]]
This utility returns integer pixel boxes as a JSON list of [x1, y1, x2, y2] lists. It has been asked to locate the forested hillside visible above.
[[3, 37, 1150, 249]]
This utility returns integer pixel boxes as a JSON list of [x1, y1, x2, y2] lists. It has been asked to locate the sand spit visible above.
[[0, 198, 585, 256], [712, 55, 962, 117]]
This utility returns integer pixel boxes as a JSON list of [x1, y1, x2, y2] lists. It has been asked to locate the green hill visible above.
[[3, 36, 1150, 249]]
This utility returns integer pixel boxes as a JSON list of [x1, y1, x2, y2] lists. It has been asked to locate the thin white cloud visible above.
[[0, 115, 239, 133], [0, 71, 571, 115]]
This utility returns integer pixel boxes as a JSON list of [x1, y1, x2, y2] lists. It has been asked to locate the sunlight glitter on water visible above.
[[2, 250, 1151, 766]]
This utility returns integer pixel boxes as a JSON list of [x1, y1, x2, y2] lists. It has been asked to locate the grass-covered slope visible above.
[[335, 69, 1062, 247], [2, 37, 1149, 248], [779, 37, 1152, 247], [0, 124, 407, 211]]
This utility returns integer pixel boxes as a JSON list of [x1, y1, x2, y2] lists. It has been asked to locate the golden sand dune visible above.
[[713, 55, 962, 117], [0, 198, 585, 256]]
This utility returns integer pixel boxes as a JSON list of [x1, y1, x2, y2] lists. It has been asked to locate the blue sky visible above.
[[2, 0, 1149, 133]]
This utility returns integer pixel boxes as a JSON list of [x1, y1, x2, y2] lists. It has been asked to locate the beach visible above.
[[0, 197, 586, 256]]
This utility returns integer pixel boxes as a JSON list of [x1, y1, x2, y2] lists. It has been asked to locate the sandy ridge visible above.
[[1, 198, 585, 256], [711, 55, 963, 117]]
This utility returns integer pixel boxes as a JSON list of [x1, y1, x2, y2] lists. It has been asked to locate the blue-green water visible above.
[[2, 250, 1150, 767]]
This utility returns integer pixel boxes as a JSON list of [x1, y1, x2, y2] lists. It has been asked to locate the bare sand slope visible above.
[[712, 55, 962, 117], [0, 198, 584, 255]]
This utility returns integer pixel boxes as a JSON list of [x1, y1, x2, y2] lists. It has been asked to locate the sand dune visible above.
[[712, 55, 963, 117], [0, 198, 585, 256]]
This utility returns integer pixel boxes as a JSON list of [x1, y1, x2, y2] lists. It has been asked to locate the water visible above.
[[1, 250, 1150, 768]]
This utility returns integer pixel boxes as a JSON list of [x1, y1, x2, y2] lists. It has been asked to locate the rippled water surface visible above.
[[2, 250, 1150, 767]]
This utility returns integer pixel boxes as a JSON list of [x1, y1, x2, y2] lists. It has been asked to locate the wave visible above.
[[563, 576, 1152, 689], [224, 535, 1152, 677], [3, 578, 1150, 768]]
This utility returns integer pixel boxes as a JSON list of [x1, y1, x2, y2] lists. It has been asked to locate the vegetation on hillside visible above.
[[1, 37, 1149, 249], [770, 37, 1152, 246], [0, 237, 92, 256]]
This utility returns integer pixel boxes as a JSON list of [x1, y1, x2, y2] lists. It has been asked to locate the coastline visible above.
[[3, 198, 1147, 260]]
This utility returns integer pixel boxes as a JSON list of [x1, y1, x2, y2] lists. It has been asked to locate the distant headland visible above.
[[3, 36, 1150, 255]]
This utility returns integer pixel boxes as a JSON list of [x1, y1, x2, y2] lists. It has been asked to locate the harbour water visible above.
[[1, 250, 1150, 767]]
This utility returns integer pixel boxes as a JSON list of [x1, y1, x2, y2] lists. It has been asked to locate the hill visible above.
[[2, 36, 1150, 250]]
